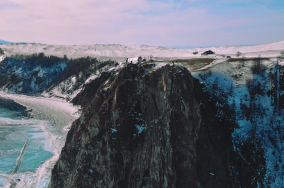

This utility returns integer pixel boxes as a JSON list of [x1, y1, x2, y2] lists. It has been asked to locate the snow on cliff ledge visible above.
[[0, 55, 6, 62]]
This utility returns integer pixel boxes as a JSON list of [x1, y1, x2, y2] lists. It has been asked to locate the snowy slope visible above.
[[0, 41, 283, 60], [192, 57, 284, 187], [208, 40, 284, 55], [0, 56, 67, 94]]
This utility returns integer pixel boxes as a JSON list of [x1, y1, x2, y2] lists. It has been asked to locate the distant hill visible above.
[[166, 45, 218, 49], [0, 40, 283, 59], [0, 39, 13, 44]]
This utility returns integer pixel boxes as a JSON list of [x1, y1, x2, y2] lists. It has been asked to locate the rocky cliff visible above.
[[48, 64, 243, 188]]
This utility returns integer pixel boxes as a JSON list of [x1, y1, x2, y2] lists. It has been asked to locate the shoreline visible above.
[[0, 93, 80, 128], [0, 93, 81, 188]]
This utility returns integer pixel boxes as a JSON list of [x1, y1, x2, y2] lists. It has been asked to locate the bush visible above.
[[236, 51, 241, 57], [201, 50, 215, 55]]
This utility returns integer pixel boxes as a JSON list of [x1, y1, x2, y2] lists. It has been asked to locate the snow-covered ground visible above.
[[0, 40, 283, 60]]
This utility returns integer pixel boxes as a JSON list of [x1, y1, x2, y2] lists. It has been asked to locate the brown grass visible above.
[[228, 57, 270, 62], [171, 58, 215, 65]]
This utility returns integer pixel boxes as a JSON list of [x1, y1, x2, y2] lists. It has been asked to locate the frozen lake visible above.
[[0, 94, 80, 188]]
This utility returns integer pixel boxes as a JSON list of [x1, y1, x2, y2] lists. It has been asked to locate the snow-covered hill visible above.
[[0, 40, 283, 60]]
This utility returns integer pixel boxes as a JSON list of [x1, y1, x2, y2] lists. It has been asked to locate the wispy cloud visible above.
[[257, 3, 284, 22], [0, 0, 283, 46]]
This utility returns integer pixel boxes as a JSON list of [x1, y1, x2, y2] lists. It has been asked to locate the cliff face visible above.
[[71, 71, 112, 108], [49, 64, 236, 188]]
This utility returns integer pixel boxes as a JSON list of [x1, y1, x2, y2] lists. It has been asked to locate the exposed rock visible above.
[[71, 71, 112, 108], [0, 97, 28, 117], [49, 64, 237, 187]]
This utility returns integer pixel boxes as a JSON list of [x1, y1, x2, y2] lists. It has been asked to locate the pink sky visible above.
[[0, 0, 283, 46]]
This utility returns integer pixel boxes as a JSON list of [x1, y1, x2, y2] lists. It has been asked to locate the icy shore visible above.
[[0, 93, 80, 188]]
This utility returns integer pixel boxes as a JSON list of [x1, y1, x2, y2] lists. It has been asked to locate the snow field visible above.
[[0, 40, 283, 61]]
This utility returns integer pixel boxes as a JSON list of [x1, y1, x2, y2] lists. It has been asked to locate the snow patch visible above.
[[135, 124, 148, 134], [0, 55, 5, 62]]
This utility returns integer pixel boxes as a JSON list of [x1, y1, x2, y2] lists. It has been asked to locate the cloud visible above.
[[0, 0, 283, 46]]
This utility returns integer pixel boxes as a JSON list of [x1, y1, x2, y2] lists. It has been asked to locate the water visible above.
[[0, 107, 54, 188]]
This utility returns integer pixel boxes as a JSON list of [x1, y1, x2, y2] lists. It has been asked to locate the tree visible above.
[[202, 50, 215, 55], [138, 56, 142, 65], [236, 51, 241, 57], [251, 56, 265, 75], [280, 50, 284, 57], [212, 77, 219, 91], [238, 57, 245, 68], [0, 48, 4, 55], [38, 52, 45, 59]]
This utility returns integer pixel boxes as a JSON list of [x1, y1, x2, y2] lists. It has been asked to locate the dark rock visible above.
[[0, 97, 28, 116], [48, 64, 237, 188], [71, 72, 112, 108]]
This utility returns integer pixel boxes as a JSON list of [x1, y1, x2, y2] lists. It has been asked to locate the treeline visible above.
[[9, 53, 66, 69], [50, 56, 115, 88], [0, 53, 117, 95]]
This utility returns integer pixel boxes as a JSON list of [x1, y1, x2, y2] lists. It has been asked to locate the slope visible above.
[[0, 40, 283, 61]]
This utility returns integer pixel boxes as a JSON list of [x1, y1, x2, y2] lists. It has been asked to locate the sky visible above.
[[0, 0, 283, 47]]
